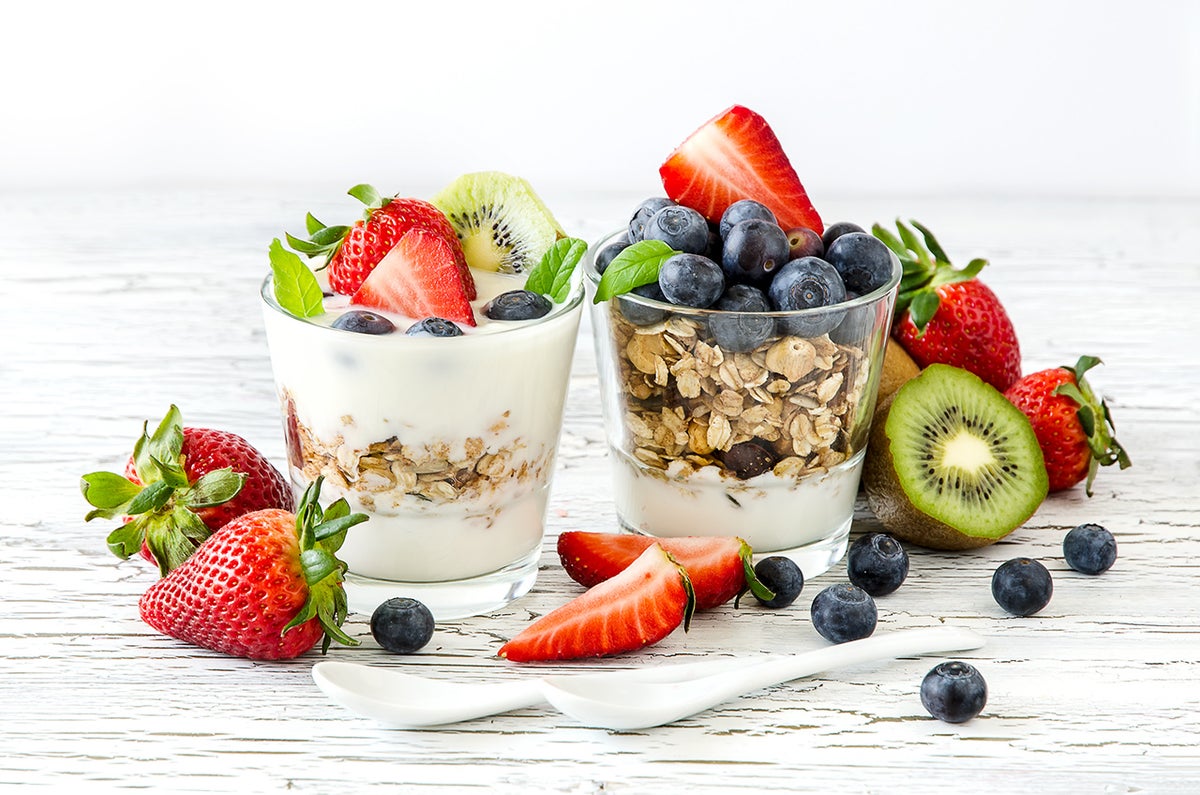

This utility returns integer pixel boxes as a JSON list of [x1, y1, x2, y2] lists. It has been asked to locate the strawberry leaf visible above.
[[907, 290, 942, 334], [179, 468, 245, 509], [127, 480, 173, 515], [594, 240, 677, 303], [912, 220, 949, 263], [526, 237, 587, 303], [107, 517, 148, 560], [347, 184, 384, 209], [80, 472, 142, 511], [269, 238, 325, 319], [305, 212, 326, 236]]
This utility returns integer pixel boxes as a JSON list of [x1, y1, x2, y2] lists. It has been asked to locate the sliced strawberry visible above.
[[499, 544, 694, 662], [351, 228, 476, 326], [659, 105, 823, 234], [557, 531, 770, 610]]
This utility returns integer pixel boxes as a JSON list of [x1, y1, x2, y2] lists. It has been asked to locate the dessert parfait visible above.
[[587, 106, 901, 577], [261, 173, 586, 619]]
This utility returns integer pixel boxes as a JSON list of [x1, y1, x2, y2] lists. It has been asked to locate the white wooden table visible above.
[[3, 189, 1198, 793]]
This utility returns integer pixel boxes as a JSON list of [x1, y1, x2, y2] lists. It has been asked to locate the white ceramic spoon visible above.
[[539, 626, 986, 730], [312, 655, 754, 729]]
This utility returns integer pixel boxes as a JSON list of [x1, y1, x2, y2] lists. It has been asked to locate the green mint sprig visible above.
[[525, 237, 587, 303], [269, 238, 325, 319], [593, 240, 678, 303]]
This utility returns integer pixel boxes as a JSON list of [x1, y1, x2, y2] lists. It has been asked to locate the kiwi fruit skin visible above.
[[878, 338, 921, 406], [863, 365, 1048, 551], [431, 172, 565, 274]]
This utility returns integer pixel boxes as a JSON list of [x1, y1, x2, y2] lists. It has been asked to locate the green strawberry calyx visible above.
[[284, 184, 386, 266], [732, 538, 780, 607], [872, 219, 988, 335], [1053, 356, 1133, 497], [80, 405, 246, 577], [285, 476, 369, 653]]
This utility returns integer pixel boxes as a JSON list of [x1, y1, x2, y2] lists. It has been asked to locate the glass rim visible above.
[[583, 229, 902, 318], [259, 267, 587, 338]]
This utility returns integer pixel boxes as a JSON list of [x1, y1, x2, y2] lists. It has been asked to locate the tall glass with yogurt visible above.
[[261, 270, 584, 619], [586, 232, 901, 578]]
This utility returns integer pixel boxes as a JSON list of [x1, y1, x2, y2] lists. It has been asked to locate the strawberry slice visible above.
[[659, 105, 823, 234], [557, 531, 771, 610], [351, 228, 476, 326], [498, 544, 694, 662]]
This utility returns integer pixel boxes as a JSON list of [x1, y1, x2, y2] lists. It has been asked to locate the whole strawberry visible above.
[[139, 477, 366, 660], [81, 406, 293, 575], [286, 184, 475, 299], [1004, 356, 1131, 495], [874, 220, 1022, 392]]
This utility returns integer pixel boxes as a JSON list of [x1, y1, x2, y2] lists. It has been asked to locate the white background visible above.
[[1, 0, 1197, 200]]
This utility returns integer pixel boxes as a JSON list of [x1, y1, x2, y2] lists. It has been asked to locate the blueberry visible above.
[[920, 661, 987, 723], [618, 281, 670, 326], [721, 219, 790, 285], [484, 289, 552, 321], [827, 290, 878, 346], [405, 317, 463, 337], [785, 227, 823, 260], [719, 199, 776, 239], [810, 583, 877, 643], [644, 206, 710, 255], [825, 232, 895, 295], [723, 438, 777, 480], [753, 556, 804, 608], [594, 235, 631, 274], [708, 284, 774, 353], [331, 310, 396, 335], [658, 253, 725, 308], [991, 557, 1053, 616], [705, 228, 723, 262], [767, 256, 847, 337], [847, 533, 909, 596], [1063, 523, 1117, 575], [821, 221, 865, 252], [370, 597, 435, 654], [628, 197, 677, 242]]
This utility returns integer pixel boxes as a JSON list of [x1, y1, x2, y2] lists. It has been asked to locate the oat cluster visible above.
[[609, 307, 872, 482]]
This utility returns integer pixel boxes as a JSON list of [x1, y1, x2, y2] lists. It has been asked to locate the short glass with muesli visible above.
[[260, 176, 586, 619], [586, 229, 901, 578]]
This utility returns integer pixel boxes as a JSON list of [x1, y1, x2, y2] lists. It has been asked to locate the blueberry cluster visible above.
[[599, 198, 896, 346]]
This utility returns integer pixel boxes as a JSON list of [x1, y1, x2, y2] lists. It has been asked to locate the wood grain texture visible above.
[[2, 190, 1198, 793]]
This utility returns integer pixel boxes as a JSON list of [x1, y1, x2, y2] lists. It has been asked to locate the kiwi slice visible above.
[[431, 172, 564, 273], [863, 364, 1048, 550]]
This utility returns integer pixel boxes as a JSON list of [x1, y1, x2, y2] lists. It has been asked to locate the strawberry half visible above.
[[557, 531, 773, 610], [81, 405, 293, 576], [659, 105, 823, 234], [874, 219, 1022, 392], [1004, 355, 1131, 495], [287, 184, 475, 299], [499, 544, 694, 662], [351, 228, 476, 326], [138, 477, 366, 660]]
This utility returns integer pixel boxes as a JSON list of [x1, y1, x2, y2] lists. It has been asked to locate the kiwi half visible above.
[[431, 172, 564, 273], [863, 364, 1048, 550]]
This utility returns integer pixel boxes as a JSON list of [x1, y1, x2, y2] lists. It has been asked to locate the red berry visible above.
[[351, 228, 476, 326]]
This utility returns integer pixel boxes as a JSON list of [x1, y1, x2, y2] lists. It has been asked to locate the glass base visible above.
[[616, 513, 851, 582], [344, 547, 541, 622]]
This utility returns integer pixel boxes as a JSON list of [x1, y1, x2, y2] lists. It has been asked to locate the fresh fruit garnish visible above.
[[1003, 355, 1131, 495], [750, 556, 804, 609], [721, 218, 790, 285], [483, 290, 552, 321], [785, 226, 823, 261], [1063, 523, 1117, 575], [555, 531, 772, 610], [990, 557, 1053, 616], [810, 583, 878, 643], [824, 232, 895, 295], [331, 310, 396, 335], [405, 317, 464, 338], [643, 205, 709, 254], [138, 476, 367, 660], [877, 338, 921, 408], [500, 544, 694, 662], [768, 256, 847, 337], [719, 199, 776, 239], [370, 597, 435, 655], [657, 253, 725, 308], [921, 661, 988, 723], [81, 405, 293, 575], [709, 285, 774, 354], [288, 185, 474, 299], [821, 221, 864, 252], [659, 105, 824, 235], [873, 219, 1021, 392], [628, 198, 677, 242], [846, 533, 909, 597], [862, 364, 1049, 550], [351, 228, 476, 326], [431, 171, 565, 274]]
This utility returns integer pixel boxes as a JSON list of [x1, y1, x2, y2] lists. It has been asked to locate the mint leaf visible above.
[[525, 238, 587, 302], [594, 240, 677, 303], [269, 238, 325, 319]]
